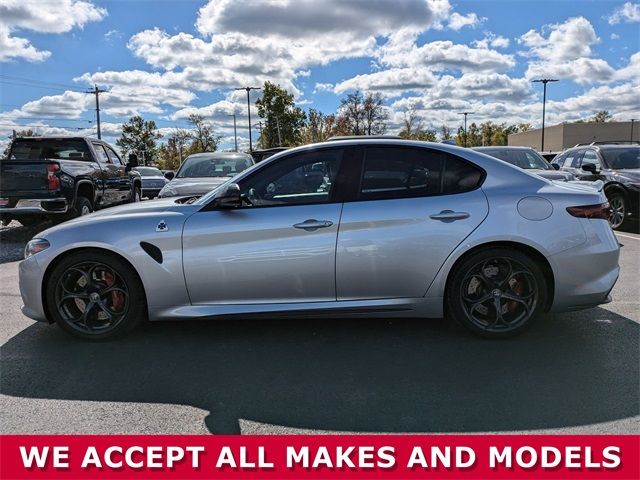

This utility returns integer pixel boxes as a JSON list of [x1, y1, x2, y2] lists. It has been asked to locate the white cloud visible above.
[[607, 2, 640, 24], [0, 0, 106, 62], [333, 68, 438, 97], [525, 58, 616, 84], [519, 16, 599, 62], [474, 34, 510, 49], [447, 12, 483, 31]]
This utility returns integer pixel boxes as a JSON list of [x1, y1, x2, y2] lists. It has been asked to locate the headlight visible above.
[[24, 238, 50, 258]]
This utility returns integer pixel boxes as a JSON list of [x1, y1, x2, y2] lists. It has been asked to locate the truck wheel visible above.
[[75, 196, 93, 217], [133, 187, 141, 203]]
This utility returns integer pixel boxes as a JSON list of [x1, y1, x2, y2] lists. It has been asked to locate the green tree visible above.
[[440, 125, 452, 141], [256, 81, 306, 147], [116, 115, 162, 164], [591, 110, 612, 123]]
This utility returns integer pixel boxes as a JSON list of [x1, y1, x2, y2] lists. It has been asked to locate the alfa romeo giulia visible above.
[[19, 139, 620, 340]]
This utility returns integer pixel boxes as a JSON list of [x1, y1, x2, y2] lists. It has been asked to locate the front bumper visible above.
[[141, 188, 162, 198], [19, 255, 48, 322]]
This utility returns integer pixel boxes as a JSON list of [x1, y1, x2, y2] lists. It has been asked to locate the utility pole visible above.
[[229, 113, 238, 152], [86, 84, 108, 139], [234, 86, 261, 152], [458, 112, 473, 147], [631, 119, 637, 143], [532, 79, 558, 152]]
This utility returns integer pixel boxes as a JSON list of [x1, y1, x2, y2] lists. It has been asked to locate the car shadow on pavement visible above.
[[1, 308, 638, 434]]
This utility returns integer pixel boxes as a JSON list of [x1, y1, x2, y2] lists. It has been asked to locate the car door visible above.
[[104, 145, 132, 203], [182, 147, 349, 305], [336, 145, 488, 300], [91, 143, 119, 206]]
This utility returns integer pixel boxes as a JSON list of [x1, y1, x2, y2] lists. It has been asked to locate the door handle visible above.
[[293, 219, 334, 231], [429, 210, 470, 222]]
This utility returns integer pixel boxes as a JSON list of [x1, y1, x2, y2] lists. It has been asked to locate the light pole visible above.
[[532, 78, 558, 152], [234, 86, 261, 152], [228, 113, 238, 152], [458, 112, 473, 147]]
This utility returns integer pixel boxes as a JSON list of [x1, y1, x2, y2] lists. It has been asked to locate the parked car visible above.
[[158, 152, 254, 198], [251, 147, 290, 163], [134, 166, 169, 199], [20, 139, 619, 340], [0, 136, 141, 226], [551, 144, 640, 229], [473, 147, 575, 181]]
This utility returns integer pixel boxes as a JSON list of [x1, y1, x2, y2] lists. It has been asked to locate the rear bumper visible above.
[[549, 219, 620, 312], [0, 197, 69, 216]]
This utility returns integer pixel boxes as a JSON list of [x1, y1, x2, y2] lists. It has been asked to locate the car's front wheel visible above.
[[446, 247, 547, 338], [45, 250, 146, 340]]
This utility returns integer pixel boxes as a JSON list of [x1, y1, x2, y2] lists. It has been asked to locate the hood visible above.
[[160, 177, 228, 197], [611, 169, 640, 183], [36, 197, 200, 238], [528, 169, 574, 181]]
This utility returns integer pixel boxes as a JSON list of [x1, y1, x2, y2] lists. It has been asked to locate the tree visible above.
[[256, 81, 306, 148], [439, 125, 452, 141], [398, 109, 436, 141], [2, 129, 39, 159], [187, 115, 220, 153], [116, 115, 162, 164], [339, 90, 388, 136], [591, 110, 612, 123]]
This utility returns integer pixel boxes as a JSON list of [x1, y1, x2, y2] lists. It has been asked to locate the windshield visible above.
[[8, 138, 91, 161], [600, 147, 640, 170], [482, 149, 550, 170], [176, 155, 252, 178], [135, 166, 163, 177]]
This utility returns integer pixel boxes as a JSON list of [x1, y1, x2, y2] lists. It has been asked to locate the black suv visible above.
[[552, 144, 640, 229]]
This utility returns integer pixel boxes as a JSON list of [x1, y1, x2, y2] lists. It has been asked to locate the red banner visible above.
[[1, 435, 638, 479]]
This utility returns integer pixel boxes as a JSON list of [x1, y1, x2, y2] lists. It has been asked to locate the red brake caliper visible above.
[[103, 271, 124, 313]]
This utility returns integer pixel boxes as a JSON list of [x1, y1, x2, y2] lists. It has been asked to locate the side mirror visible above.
[[551, 163, 560, 170], [128, 154, 139, 168], [164, 171, 175, 180], [582, 163, 598, 174], [214, 183, 242, 209]]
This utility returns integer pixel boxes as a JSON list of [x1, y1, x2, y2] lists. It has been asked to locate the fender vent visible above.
[[140, 241, 163, 264]]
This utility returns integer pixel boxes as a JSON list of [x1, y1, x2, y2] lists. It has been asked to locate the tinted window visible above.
[[240, 149, 342, 207], [600, 147, 640, 170], [93, 144, 109, 164], [481, 149, 550, 170], [360, 147, 443, 200], [9, 138, 91, 161], [442, 155, 483, 194]]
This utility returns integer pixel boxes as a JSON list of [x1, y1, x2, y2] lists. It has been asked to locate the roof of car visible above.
[[473, 146, 535, 151], [185, 151, 252, 159]]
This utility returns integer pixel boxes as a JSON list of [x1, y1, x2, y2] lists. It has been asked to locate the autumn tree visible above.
[[339, 90, 388, 136], [398, 109, 436, 141], [591, 110, 613, 123], [116, 115, 162, 164], [256, 81, 306, 147], [187, 115, 220, 153]]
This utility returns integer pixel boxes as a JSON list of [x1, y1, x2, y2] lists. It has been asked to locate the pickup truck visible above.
[[0, 136, 142, 226]]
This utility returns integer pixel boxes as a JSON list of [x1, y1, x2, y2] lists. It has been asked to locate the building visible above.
[[508, 121, 639, 153]]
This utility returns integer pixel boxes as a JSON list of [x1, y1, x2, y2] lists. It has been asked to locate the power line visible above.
[[0, 74, 82, 91]]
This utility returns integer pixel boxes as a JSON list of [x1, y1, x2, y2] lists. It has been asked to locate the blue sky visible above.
[[0, 0, 638, 151]]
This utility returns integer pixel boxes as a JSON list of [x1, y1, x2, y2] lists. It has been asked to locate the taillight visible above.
[[566, 202, 611, 220], [47, 163, 60, 190]]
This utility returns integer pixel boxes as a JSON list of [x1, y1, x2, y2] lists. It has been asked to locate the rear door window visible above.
[[104, 146, 123, 165], [92, 144, 110, 164]]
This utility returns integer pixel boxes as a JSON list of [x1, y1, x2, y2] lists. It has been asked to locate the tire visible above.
[[445, 247, 547, 338], [132, 187, 141, 203], [606, 191, 627, 230], [45, 250, 146, 341], [74, 196, 93, 218]]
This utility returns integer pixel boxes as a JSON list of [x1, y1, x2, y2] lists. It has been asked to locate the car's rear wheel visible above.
[[46, 251, 146, 340], [446, 247, 547, 338], [74, 196, 93, 218], [607, 192, 627, 230]]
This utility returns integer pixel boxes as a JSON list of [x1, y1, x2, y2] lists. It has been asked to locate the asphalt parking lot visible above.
[[0, 222, 638, 435]]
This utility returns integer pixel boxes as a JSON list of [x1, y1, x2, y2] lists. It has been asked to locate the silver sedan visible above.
[[19, 139, 620, 340]]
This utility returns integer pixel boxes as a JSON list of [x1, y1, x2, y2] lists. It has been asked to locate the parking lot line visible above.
[[615, 233, 640, 241]]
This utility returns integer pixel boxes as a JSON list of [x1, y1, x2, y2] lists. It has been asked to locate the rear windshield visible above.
[[176, 155, 252, 178], [135, 166, 163, 177], [8, 139, 91, 161], [600, 147, 640, 170]]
